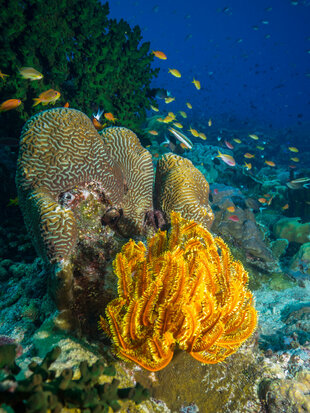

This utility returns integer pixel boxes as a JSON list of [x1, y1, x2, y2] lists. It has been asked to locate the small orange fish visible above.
[[163, 115, 174, 123], [152, 50, 167, 60], [217, 151, 236, 166], [282, 204, 289, 210], [265, 160, 276, 167], [148, 130, 159, 135], [92, 117, 104, 130], [0, 70, 9, 80], [258, 198, 267, 204], [224, 140, 234, 149], [186, 102, 192, 109], [168, 68, 181, 78], [227, 206, 235, 213], [33, 89, 60, 106], [0, 98, 22, 112], [192, 78, 201, 90], [104, 112, 117, 122], [64, 102, 69, 108], [244, 153, 255, 159], [228, 215, 239, 222]]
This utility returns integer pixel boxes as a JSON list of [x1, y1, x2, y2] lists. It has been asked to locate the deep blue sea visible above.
[[108, 0, 310, 146]]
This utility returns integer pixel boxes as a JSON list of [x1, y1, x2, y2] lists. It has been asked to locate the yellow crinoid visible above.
[[99, 212, 257, 371]]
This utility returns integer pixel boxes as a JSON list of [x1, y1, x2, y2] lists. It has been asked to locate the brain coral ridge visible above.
[[16, 108, 153, 263]]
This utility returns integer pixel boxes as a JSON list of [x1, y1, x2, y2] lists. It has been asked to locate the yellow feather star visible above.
[[99, 212, 257, 371]]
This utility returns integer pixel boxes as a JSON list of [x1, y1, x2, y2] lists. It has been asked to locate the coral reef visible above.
[[100, 211, 257, 371], [289, 242, 310, 276], [0, 346, 149, 412], [274, 217, 310, 244], [0, 0, 159, 138], [155, 153, 214, 229]]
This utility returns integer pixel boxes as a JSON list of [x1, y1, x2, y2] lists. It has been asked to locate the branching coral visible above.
[[99, 212, 257, 371]]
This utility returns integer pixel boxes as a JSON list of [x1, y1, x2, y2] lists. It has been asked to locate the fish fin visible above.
[[32, 99, 41, 107]]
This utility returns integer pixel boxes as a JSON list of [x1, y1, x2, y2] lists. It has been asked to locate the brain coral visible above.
[[99, 127, 153, 235], [16, 108, 153, 263], [155, 153, 214, 229]]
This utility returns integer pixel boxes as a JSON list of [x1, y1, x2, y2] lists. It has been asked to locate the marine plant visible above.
[[99, 211, 257, 371], [0, 345, 149, 412], [0, 0, 159, 138]]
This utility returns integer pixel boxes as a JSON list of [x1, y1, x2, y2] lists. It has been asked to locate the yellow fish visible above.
[[288, 147, 299, 152], [163, 115, 174, 123], [165, 97, 175, 104], [188, 126, 199, 137], [244, 153, 255, 159], [150, 105, 159, 112], [33, 89, 60, 106], [233, 138, 242, 143], [216, 151, 236, 166], [168, 112, 176, 119], [152, 50, 167, 60], [173, 122, 183, 129], [208, 118, 212, 127], [265, 160, 275, 167], [148, 130, 158, 135], [179, 111, 187, 118], [19, 67, 43, 81], [186, 102, 192, 109], [290, 157, 299, 162], [243, 162, 252, 170], [249, 134, 259, 140], [198, 132, 207, 140], [168, 68, 181, 78], [156, 117, 164, 122], [256, 146, 264, 150], [227, 206, 235, 213], [192, 78, 201, 90]]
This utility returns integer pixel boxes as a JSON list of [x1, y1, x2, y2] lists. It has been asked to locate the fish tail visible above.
[[32, 98, 41, 107]]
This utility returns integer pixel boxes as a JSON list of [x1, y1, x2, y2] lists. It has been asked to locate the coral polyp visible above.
[[99, 211, 257, 371]]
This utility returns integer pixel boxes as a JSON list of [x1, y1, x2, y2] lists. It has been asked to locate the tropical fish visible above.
[[287, 177, 310, 189], [188, 127, 199, 137], [92, 117, 104, 130], [290, 157, 299, 162], [104, 112, 117, 122], [224, 140, 234, 149], [192, 78, 201, 90], [249, 134, 259, 140], [288, 147, 299, 152], [168, 112, 176, 120], [282, 204, 289, 210], [208, 118, 212, 127], [33, 89, 60, 106], [64, 102, 69, 108], [152, 50, 167, 60], [233, 138, 242, 143], [155, 89, 171, 99], [168, 68, 181, 78], [163, 115, 174, 123], [256, 145, 264, 150], [198, 132, 207, 140], [0, 70, 9, 80], [265, 160, 275, 167], [244, 153, 255, 159], [19, 67, 43, 80], [258, 198, 267, 204], [168, 127, 193, 150], [228, 215, 239, 222], [216, 151, 236, 166], [148, 130, 159, 135], [0, 98, 22, 112], [186, 102, 192, 109], [243, 162, 252, 170], [227, 206, 235, 213], [173, 122, 183, 129], [150, 105, 159, 111], [165, 97, 175, 104], [179, 111, 187, 118]]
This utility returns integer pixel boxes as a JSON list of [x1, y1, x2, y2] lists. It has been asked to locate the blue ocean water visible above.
[[108, 0, 310, 146]]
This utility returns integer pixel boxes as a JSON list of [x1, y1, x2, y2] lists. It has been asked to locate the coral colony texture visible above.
[[99, 211, 257, 371]]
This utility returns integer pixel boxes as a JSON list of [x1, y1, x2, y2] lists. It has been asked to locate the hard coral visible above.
[[99, 212, 257, 371], [155, 153, 214, 229]]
